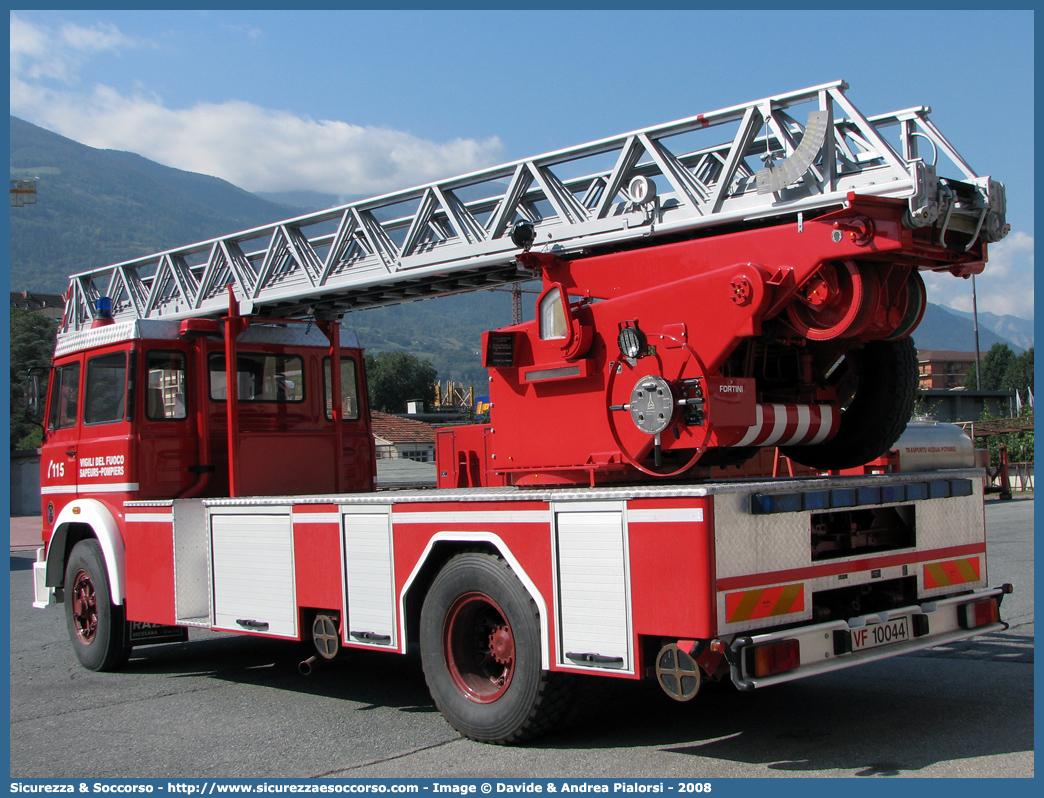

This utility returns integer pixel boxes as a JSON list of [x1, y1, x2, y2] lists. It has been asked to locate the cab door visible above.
[[137, 346, 198, 498], [75, 348, 134, 499], [40, 357, 82, 533]]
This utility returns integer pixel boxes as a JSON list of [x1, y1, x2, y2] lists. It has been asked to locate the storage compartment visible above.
[[342, 510, 397, 648], [554, 505, 631, 671], [173, 499, 211, 626], [211, 510, 297, 638]]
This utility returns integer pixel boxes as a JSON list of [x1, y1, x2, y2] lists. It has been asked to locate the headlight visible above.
[[618, 325, 646, 360]]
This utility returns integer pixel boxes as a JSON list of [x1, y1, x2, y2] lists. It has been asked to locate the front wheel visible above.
[[64, 539, 131, 671], [419, 552, 573, 744]]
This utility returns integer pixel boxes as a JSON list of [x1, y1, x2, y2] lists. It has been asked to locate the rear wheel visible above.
[[783, 338, 917, 470], [420, 552, 573, 744], [64, 539, 131, 671]]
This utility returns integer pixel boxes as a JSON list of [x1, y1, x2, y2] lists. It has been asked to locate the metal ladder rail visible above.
[[57, 81, 898, 330], [59, 81, 1000, 333]]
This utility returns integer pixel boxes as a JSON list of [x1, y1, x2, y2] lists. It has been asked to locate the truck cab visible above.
[[39, 317, 375, 554]]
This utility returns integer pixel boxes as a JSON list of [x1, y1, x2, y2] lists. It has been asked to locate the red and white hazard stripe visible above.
[[733, 404, 839, 447]]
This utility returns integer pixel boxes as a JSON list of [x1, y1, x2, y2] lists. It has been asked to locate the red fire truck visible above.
[[30, 82, 1012, 743]]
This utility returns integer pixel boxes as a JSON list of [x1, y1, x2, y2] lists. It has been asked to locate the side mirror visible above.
[[25, 367, 45, 424]]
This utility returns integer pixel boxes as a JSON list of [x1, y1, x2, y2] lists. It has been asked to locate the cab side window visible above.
[[47, 362, 80, 431], [208, 353, 305, 403], [322, 357, 361, 420], [84, 353, 127, 426], [146, 351, 188, 420]]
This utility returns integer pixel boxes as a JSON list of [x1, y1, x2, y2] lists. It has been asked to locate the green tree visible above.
[[967, 343, 1016, 390], [975, 405, 1034, 465], [1002, 347, 1034, 396], [364, 351, 438, 413], [10, 309, 57, 450]]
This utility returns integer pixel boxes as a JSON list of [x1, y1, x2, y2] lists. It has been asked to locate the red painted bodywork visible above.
[[627, 497, 715, 640], [293, 506, 342, 612], [391, 500, 559, 657], [123, 512, 177, 626], [469, 196, 987, 487], [40, 328, 375, 544], [39, 190, 992, 690]]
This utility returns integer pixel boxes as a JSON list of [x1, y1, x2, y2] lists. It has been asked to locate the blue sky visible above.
[[9, 8, 1035, 320]]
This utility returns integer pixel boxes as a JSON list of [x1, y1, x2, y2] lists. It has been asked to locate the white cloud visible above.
[[223, 24, 264, 42], [58, 19, 137, 54], [922, 231, 1034, 321], [10, 14, 504, 197], [10, 15, 140, 84], [15, 85, 504, 196]]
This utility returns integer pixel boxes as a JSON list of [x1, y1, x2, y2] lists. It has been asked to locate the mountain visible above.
[[348, 288, 531, 386], [254, 182, 511, 213], [8, 116, 522, 384], [254, 190, 351, 212], [9, 116, 301, 293], [910, 303, 1023, 354], [938, 307, 1033, 351]]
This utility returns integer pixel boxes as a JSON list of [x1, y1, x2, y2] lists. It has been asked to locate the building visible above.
[[11, 290, 65, 319], [914, 349, 1021, 421], [918, 390, 1017, 424], [371, 411, 437, 463], [917, 349, 977, 390]]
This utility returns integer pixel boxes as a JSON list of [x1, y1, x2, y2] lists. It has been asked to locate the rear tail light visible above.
[[746, 639, 800, 678], [958, 598, 1000, 630]]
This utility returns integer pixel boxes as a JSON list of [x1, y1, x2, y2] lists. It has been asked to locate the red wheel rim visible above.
[[884, 270, 927, 340], [787, 261, 879, 340], [443, 592, 515, 703], [71, 568, 99, 644]]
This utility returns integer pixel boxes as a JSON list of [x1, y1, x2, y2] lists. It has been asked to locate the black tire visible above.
[[783, 338, 917, 470], [64, 539, 131, 671], [698, 446, 758, 469], [419, 552, 573, 744]]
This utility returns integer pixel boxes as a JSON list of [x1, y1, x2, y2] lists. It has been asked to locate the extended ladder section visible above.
[[60, 80, 1007, 333]]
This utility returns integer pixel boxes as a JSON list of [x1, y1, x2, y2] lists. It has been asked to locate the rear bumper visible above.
[[728, 585, 1011, 691]]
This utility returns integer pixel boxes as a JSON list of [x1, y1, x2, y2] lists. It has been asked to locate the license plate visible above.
[[850, 617, 910, 652], [127, 621, 188, 645]]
